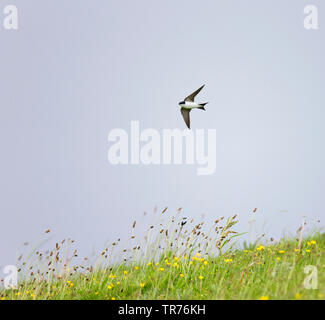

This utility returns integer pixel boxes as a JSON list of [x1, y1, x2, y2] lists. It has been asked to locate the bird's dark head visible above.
[[178, 101, 185, 106]]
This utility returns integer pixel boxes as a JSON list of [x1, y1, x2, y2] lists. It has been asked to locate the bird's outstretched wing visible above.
[[184, 85, 205, 102], [181, 108, 191, 129]]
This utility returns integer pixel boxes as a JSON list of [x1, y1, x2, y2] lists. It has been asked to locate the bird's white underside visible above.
[[180, 102, 201, 109]]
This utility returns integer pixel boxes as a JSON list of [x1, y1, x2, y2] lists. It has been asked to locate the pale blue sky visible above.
[[0, 0, 324, 267]]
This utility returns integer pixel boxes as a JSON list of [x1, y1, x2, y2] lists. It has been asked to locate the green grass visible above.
[[1, 213, 324, 300]]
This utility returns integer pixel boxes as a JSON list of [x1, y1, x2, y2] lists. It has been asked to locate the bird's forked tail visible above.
[[198, 102, 208, 110]]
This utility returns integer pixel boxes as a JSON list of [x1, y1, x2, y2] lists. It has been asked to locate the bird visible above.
[[178, 85, 208, 129]]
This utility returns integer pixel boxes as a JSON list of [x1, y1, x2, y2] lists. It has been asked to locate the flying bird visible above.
[[179, 85, 208, 129]]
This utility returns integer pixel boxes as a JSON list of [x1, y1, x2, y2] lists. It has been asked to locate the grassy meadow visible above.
[[0, 210, 324, 300]]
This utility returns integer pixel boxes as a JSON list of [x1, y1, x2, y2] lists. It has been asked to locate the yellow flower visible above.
[[307, 241, 311, 246], [295, 293, 301, 300], [123, 270, 128, 275], [276, 257, 281, 261], [306, 249, 311, 253], [111, 297, 116, 300], [294, 249, 299, 253], [146, 262, 152, 266], [95, 292, 99, 295], [0, 297, 5, 300], [173, 262, 179, 268], [243, 250, 249, 253], [107, 285, 112, 290], [318, 293, 323, 299], [180, 273, 184, 278], [30, 294, 35, 298], [155, 262, 159, 266], [16, 292, 21, 296], [195, 253, 200, 257], [183, 256, 187, 260], [134, 266, 139, 270], [256, 245, 265, 251], [140, 283, 145, 288], [224, 259, 233, 263], [117, 281, 120, 285], [158, 268, 164, 271], [109, 273, 116, 279], [198, 275, 204, 280], [259, 296, 269, 300], [173, 257, 179, 261], [189, 261, 193, 265], [203, 261, 208, 265], [278, 250, 285, 254], [310, 240, 316, 245]]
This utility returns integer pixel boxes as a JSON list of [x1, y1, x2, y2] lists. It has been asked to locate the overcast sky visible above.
[[0, 0, 324, 268]]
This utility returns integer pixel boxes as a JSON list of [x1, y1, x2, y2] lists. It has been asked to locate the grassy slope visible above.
[[1, 233, 324, 300]]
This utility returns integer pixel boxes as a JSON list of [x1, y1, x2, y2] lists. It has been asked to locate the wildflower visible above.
[[189, 261, 193, 265], [117, 281, 120, 285], [30, 294, 35, 298], [294, 249, 299, 253], [16, 292, 21, 296], [134, 266, 139, 270], [306, 249, 311, 253], [195, 253, 200, 257], [183, 256, 187, 260], [95, 292, 99, 295], [146, 262, 152, 266], [158, 268, 164, 271], [224, 259, 232, 263], [276, 257, 281, 261], [256, 245, 265, 251], [107, 285, 112, 290], [109, 273, 116, 279], [198, 275, 204, 280], [318, 293, 323, 299], [111, 297, 116, 300], [259, 296, 269, 300], [307, 241, 311, 246], [295, 293, 301, 300], [155, 262, 159, 266], [203, 261, 208, 265], [140, 283, 145, 288], [180, 273, 184, 278], [243, 250, 249, 253], [173, 257, 179, 261], [123, 270, 128, 275], [310, 240, 316, 245], [173, 262, 179, 268], [278, 250, 285, 254], [0, 297, 5, 300]]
